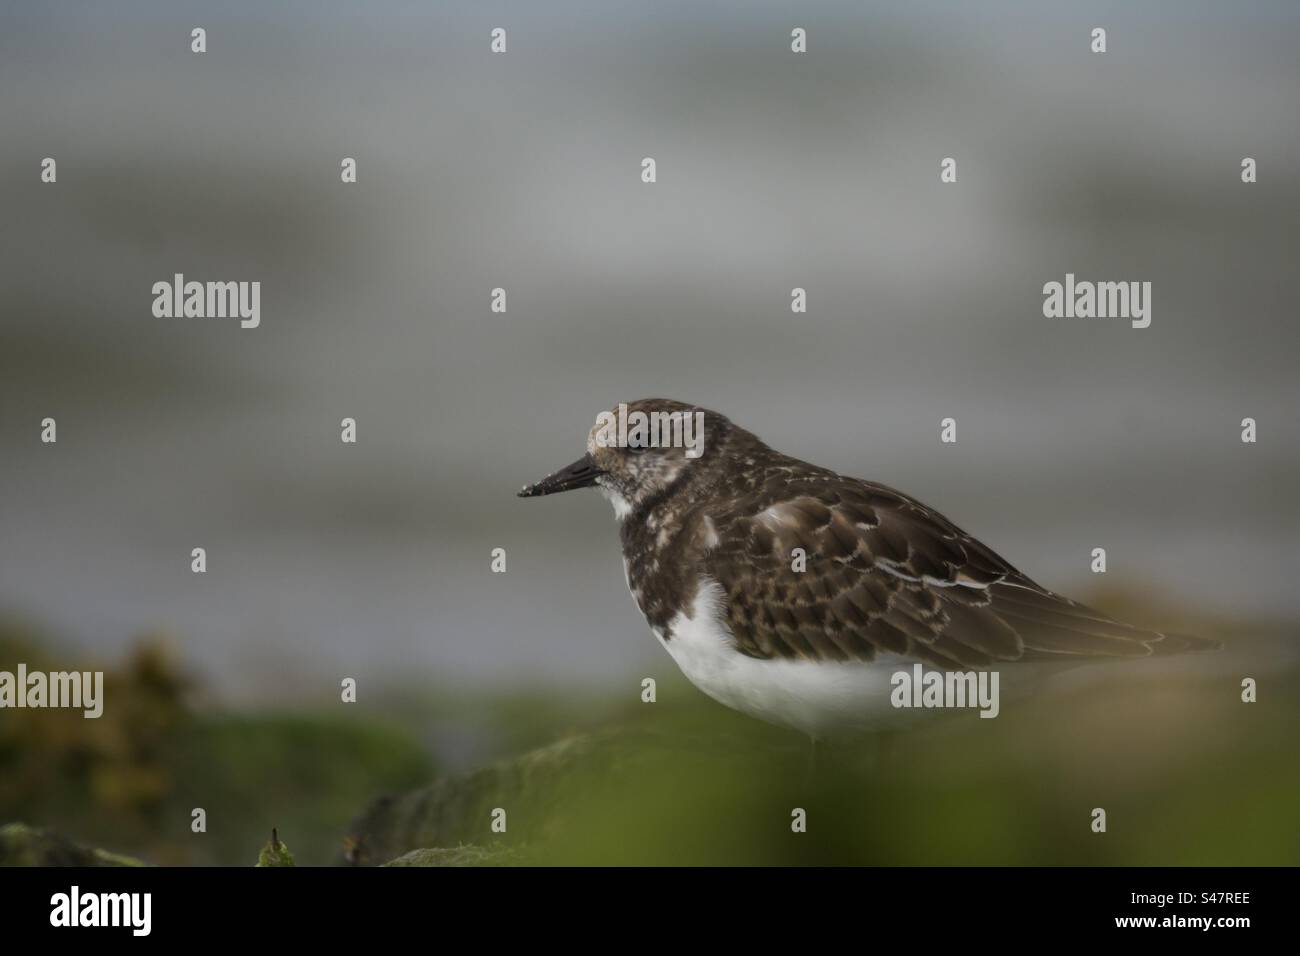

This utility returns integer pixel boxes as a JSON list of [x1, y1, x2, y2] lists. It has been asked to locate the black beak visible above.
[[517, 453, 605, 498]]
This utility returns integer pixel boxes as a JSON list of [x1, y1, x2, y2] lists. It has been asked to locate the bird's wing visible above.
[[702, 475, 1212, 668]]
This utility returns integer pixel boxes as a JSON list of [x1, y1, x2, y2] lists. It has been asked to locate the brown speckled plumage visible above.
[[540, 399, 1218, 669]]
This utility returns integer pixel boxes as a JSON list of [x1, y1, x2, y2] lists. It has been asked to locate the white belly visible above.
[[654, 577, 899, 739]]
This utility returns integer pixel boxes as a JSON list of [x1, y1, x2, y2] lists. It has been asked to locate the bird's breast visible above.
[[652, 576, 898, 738]]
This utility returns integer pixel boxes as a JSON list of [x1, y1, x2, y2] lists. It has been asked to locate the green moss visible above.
[[346, 664, 1300, 866], [255, 829, 296, 867]]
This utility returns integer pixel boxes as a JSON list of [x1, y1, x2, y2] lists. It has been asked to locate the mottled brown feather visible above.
[[611, 400, 1218, 669]]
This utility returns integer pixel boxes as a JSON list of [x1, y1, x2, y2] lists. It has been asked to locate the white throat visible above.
[[598, 483, 633, 520]]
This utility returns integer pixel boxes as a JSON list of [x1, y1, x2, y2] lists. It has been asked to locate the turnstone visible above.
[[519, 399, 1217, 739]]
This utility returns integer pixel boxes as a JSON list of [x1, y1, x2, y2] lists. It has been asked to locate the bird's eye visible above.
[[626, 434, 648, 452]]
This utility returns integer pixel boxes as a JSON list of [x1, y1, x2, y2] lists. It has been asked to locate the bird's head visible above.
[[518, 398, 727, 518]]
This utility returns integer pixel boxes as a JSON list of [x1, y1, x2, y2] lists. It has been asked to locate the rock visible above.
[[340, 723, 781, 866], [342, 729, 630, 865], [0, 823, 148, 867], [383, 845, 521, 867]]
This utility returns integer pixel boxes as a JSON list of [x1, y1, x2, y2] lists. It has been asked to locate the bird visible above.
[[518, 398, 1218, 740]]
